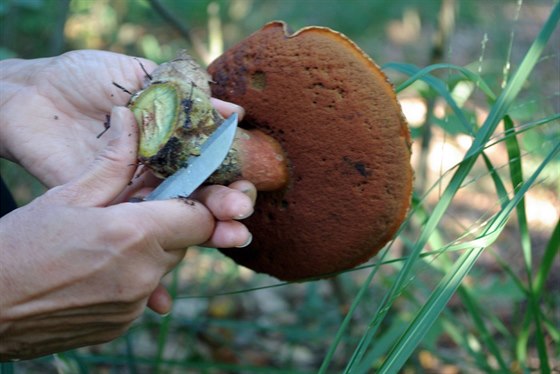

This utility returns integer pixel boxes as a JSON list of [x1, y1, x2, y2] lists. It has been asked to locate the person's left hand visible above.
[[0, 50, 242, 189]]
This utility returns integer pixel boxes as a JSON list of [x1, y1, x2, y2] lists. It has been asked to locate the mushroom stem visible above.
[[210, 128, 289, 191], [128, 49, 290, 190]]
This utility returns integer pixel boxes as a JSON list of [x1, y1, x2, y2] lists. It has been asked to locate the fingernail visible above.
[[236, 207, 254, 220], [235, 233, 253, 248], [242, 188, 257, 204]]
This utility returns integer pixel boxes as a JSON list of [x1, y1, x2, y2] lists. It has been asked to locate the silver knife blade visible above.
[[144, 112, 238, 201]]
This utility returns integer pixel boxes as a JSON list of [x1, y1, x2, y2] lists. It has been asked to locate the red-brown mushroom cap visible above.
[[208, 21, 413, 281]]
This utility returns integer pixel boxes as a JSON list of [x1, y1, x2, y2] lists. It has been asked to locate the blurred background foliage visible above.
[[0, 0, 531, 65], [1, 0, 559, 373]]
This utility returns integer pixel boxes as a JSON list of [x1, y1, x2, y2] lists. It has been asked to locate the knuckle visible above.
[[101, 210, 147, 250]]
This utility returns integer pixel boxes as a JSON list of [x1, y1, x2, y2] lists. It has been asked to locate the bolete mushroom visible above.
[[207, 21, 413, 281]]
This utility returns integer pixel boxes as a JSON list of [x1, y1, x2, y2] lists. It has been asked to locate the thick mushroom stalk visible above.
[[128, 51, 288, 191], [208, 21, 413, 281]]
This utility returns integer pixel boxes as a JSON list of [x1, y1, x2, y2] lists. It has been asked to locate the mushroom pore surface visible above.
[[208, 21, 413, 281]]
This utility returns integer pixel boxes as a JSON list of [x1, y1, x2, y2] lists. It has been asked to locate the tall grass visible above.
[[4, 3, 559, 374], [319, 4, 559, 372]]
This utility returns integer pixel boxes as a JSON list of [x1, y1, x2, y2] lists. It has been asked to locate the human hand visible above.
[[0, 107, 255, 361], [0, 50, 243, 188]]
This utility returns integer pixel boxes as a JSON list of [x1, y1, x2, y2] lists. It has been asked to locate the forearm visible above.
[[0, 57, 50, 160]]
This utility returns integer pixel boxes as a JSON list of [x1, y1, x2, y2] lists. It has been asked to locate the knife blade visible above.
[[144, 112, 238, 201]]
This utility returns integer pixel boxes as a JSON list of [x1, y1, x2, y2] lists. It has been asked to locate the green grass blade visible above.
[[481, 151, 510, 208], [383, 62, 475, 134], [456, 286, 510, 372], [345, 5, 560, 370], [421, 147, 514, 372], [484, 114, 560, 151], [439, 318, 494, 372], [504, 114, 550, 371], [317, 262, 381, 373], [515, 218, 559, 370], [504, 115, 532, 272], [533, 218, 560, 297], [155, 267, 181, 373], [375, 142, 559, 374], [385, 62, 497, 102]]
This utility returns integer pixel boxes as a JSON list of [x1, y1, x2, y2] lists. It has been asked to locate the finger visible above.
[[44, 107, 139, 207], [191, 185, 254, 221], [121, 198, 215, 251], [147, 283, 173, 315], [203, 220, 252, 249], [211, 98, 245, 120], [228, 180, 257, 205]]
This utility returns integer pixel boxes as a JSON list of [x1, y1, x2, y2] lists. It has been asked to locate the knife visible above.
[[144, 112, 238, 201]]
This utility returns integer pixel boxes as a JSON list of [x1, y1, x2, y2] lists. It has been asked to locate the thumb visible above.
[[46, 107, 139, 207]]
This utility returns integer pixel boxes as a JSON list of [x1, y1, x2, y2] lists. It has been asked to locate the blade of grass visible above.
[[317, 245, 390, 373], [155, 266, 181, 373], [456, 286, 510, 372], [380, 154, 512, 372], [383, 62, 475, 135], [438, 318, 494, 372], [542, 316, 560, 343], [424, 148, 512, 371], [375, 141, 559, 374], [484, 114, 560, 151], [482, 152, 512, 208], [343, 5, 560, 371], [516, 218, 559, 369], [504, 116, 532, 272], [533, 218, 560, 297], [504, 114, 550, 372], [385, 62, 497, 102]]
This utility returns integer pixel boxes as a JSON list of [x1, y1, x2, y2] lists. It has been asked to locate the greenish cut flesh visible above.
[[127, 50, 237, 179], [130, 83, 180, 159]]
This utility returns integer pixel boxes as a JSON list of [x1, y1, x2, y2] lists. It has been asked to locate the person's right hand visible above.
[[0, 107, 255, 361]]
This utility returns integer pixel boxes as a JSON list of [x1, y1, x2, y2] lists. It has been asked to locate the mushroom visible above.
[[206, 21, 413, 281], [128, 50, 289, 190]]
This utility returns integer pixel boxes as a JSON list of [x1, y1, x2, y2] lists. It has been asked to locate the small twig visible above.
[[112, 81, 133, 95], [96, 114, 111, 139], [134, 58, 153, 81]]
